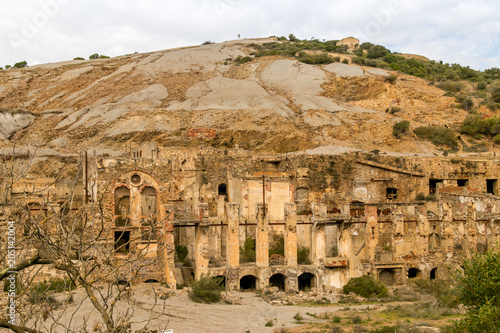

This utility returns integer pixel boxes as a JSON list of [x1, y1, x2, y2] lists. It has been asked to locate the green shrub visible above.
[[297, 246, 311, 264], [351, 315, 363, 324], [31, 277, 76, 294], [73, 57, 85, 60], [269, 234, 285, 256], [13, 61, 28, 68], [411, 279, 459, 308], [392, 120, 410, 137], [387, 106, 402, 114], [450, 248, 500, 332], [493, 134, 500, 144], [342, 58, 349, 64], [297, 52, 334, 64], [265, 320, 274, 327], [237, 56, 252, 64], [342, 275, 388, 298], [89, 53, 99, 59], [413, 126, 458, 148], [460, 97, 474, 111], [240, 238, 256, 263], [175, 245, 188, 263], [460, 115, 500, 138], [332, 315, 341, 323], [189, 274, 224, 303]]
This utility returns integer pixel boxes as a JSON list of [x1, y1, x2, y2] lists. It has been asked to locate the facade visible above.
[[3, 146, 500, 292]]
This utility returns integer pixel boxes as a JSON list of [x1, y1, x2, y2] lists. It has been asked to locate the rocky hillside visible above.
[[0, 37, 494, 156]]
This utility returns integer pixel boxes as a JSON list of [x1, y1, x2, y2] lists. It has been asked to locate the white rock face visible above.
[[0, 110, 35, 140]]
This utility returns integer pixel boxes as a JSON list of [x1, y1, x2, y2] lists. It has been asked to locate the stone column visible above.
[[226, 203, 240, 291], [194, 222, 210, 280], [442, 202, 454, 258], [284, 203, 297, 266], [365, 205, 378, 262], [163, 205, 176, 288], [312, 222, 326, 265], [417, 205, 430, 257], [465, 202, 477, 257], [256, 203, 269, 268], [391, 209, 404, 260]]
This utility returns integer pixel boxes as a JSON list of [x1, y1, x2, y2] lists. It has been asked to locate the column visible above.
[[226, 203, 240, 291], [284, 203, 297, 266], [256, 203, 269, 267], [365, 205, 378, 262], [163, 205, 176, 288]]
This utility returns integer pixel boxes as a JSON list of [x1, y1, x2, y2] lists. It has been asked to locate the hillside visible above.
[[0, 36, 497, 156]]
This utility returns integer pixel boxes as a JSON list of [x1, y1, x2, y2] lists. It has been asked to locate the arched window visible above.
[[240, 275, 258, 290], [429, 233, 441, 250], [379, 269, 395, 286], [115, 187, 130, 227], [141, 186, 157, 217], [218, 183, 227, 198], [269, 273, 286, 291], [298, 272, 316, 291]]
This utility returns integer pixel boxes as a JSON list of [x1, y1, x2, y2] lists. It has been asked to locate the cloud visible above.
[[0, 0, 498, 69]]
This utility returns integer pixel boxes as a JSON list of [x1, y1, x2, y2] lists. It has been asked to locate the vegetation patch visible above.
[[413, 126, 458, 149], [342, 275, 388, 298]]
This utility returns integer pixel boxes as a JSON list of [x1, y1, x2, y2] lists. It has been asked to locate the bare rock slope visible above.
[[0, 37, 471, 155]]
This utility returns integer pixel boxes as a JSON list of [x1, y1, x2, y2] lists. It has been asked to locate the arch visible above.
[[379, 269, 395, 286], [430, 267, 437, 280], [240, 275, 258, 290], [298, 272, 316, 291], [269, 273, 286, 291], [144, 279, 160, 283], [429, 233, 441, 250], [117, 280, 129, 286], [141, 186, 157, 217], [114, 186, 130, 226], [408, 268, 421, 279], [218, 183, 227, 197]]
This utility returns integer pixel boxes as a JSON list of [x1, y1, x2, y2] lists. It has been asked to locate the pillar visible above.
[[442, 202, 453, 258], [391, 209, 404, 260], [312, 222, 326, 265], [417, 205, 430, 257], [284, 203, 297, 266], [226, 203, 240, 291], [365, 205, 378, 262], [465, 202, 477, 257], [256, 203, 269, 267], [163, 205, 176, 288]]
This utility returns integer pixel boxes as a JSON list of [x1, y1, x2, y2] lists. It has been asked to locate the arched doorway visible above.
[[408, 268, 421, 279], [144, 279, 160, 283], [240, 275, 258, 290], [379, 269, 395, 286], [430, 267, 437, 280], [298, 273, 316, 291], [218, 183, 227, 197], [269, 273, 286, 291]]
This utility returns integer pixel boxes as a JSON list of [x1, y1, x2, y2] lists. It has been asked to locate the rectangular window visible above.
[[386, 187, 397, 200], [457, 179, 469, 187], [429, 179, 443, 194], [487, 179, 497, 195], [114, 231, 130, 254]]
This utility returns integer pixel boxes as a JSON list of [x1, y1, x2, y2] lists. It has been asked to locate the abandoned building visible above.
[[3, 145, 500, 292]]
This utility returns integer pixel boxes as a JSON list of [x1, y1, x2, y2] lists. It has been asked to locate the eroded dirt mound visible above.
[[0, 38, 472, 155]]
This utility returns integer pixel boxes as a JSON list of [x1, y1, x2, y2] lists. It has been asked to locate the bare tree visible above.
[[1, 150, 171, 332]]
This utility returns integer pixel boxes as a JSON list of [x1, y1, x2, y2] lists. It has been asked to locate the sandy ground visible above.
[[13, 285, 385, 333]]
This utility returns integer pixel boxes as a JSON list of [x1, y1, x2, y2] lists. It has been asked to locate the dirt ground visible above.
[[16, 284, 456, 333]]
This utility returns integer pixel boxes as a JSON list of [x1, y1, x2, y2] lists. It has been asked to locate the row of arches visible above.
[[114, 185, 158, 226], [240, 272, 316, 291], [379, 267, 438, 285]]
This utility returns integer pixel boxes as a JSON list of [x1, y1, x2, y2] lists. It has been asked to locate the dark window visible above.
[[114, 231, 130, 254], [487, 179, 497, 195], [429, 179, 443, 194], [218, 183, 227, 197], [457, 179, 469, 187], [386, 187, 398, 200]]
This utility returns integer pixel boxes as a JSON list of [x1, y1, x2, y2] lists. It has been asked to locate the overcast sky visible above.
[[1, 0, 499, 70]]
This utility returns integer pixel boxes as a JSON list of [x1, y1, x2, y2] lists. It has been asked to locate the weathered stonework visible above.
[[4, 147, 500, 292]]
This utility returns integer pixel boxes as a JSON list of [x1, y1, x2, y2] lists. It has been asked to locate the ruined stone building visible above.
[[4, 145, 500, 293]]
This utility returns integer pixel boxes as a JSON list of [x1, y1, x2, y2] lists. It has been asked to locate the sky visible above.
[[1, 0, 499, 70]]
